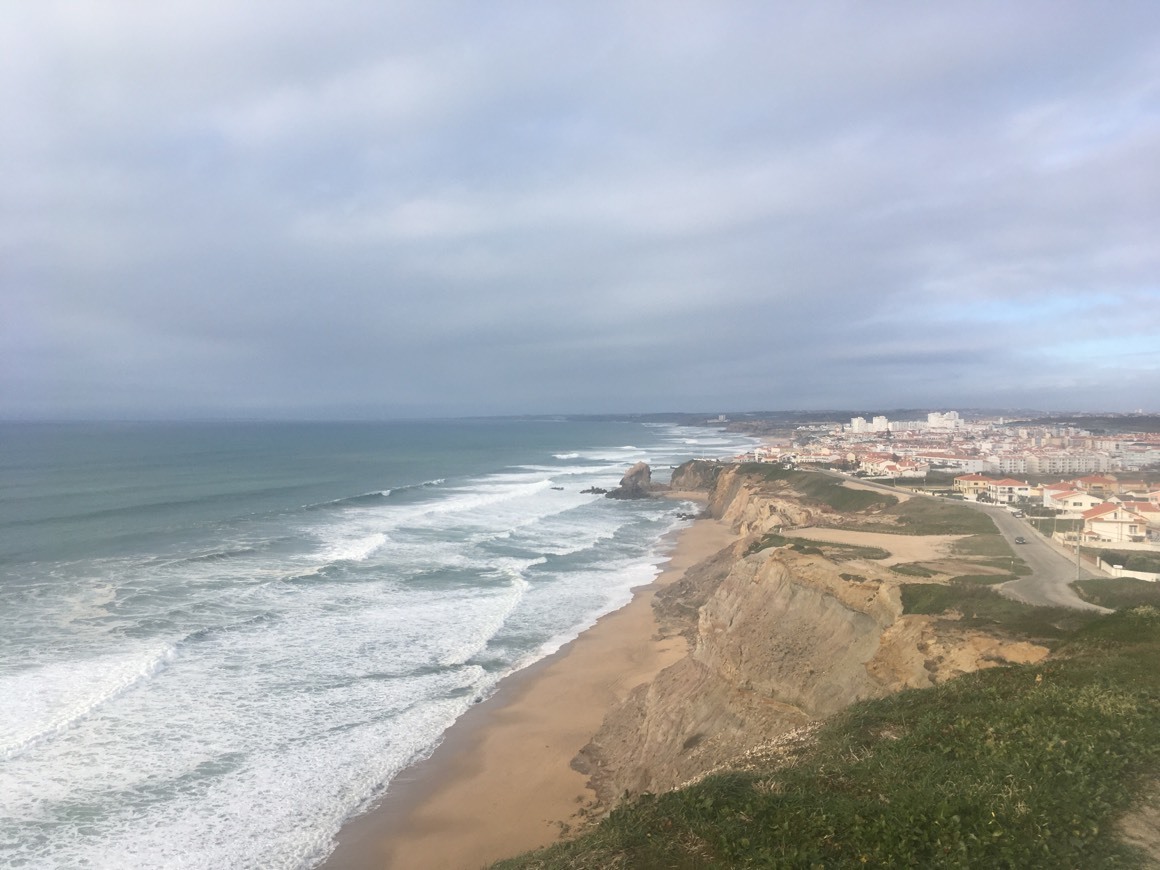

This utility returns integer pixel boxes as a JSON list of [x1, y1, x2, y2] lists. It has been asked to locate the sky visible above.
[[2, 2, 1159, 420]]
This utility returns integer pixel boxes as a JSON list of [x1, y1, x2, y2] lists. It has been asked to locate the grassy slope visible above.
[[736, 464, 898, 513], [495, 608, 1160, 869]]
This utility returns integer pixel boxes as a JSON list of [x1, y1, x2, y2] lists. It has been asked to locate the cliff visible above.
[[574, 462, 1047, 807]]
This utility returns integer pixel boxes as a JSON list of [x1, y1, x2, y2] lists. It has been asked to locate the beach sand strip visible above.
[[320, 500, 737, 870]]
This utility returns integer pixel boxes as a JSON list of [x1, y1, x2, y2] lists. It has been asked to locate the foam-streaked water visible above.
[[0, 419, 752, 869]]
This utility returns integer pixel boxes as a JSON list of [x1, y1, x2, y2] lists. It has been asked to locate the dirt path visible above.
[[790, 527, 964, 566], [839, 479, 914, 503]]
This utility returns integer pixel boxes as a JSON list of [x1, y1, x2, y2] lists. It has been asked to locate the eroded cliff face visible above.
[[575, 464, 1048, 808], [704, 465, 818, 535]]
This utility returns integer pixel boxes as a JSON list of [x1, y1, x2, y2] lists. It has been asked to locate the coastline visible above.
[[319, 494, 737, 870]]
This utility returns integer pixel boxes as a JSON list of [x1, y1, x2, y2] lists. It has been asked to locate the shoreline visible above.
[[319, 494, 737, 870]]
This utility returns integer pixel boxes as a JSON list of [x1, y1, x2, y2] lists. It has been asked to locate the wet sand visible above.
[[320, 497, 737, 870]]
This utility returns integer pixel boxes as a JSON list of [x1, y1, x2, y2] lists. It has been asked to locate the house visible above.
[[987, 478, 1032, 504], [1048, 494, 1099, 515], [878, 459, 929, 479], [1122, 502, 1160, 535], [1041, 481, 1078, 507], [1082, 503, 1150, 544], [1044, 489, 1105, 514], [953, 474, 995, 500], [1074, 475, 1119, 496]]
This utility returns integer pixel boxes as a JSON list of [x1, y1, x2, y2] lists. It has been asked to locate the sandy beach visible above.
[[321, 497, 738, 870]]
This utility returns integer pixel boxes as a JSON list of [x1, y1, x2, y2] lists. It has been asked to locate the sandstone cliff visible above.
[[688, 461, 831, 535], [575, 463, 1048, 808]]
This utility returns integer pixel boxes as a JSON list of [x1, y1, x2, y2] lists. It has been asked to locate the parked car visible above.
[[1014, 536, 1026, 544]]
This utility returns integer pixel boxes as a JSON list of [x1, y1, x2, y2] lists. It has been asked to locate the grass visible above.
[[737, 464, 898, 513], [889, 562, 938, 577], [951, 534, 1012, 558], [1088, 550, 1160, 574], [1074, 577, 1160, 610], [829, 496, 998, 537], [950, 573, 1014, 586], [980, 557, 1032, 576], [898, 583, 1097, 640], [495, 607, 1160, 869], [746, 533, 888, 562]]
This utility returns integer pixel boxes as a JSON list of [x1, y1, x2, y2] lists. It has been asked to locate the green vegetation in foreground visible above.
[[495, 608, 1160, 869], [1075, 577, 1160, 610]]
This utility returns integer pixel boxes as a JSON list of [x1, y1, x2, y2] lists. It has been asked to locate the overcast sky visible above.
[[3, 2, 1159, 419]]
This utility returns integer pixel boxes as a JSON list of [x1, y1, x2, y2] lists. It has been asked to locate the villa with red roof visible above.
[[1073, 475, 1120, 496], [1082, 503, 1150, 544], [953, 473, 994, 499], [1044, 489, 1105, 514]]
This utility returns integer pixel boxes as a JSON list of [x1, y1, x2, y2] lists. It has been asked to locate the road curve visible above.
[[971, 504, 1109, 613], [821, 472, 1109, 613]]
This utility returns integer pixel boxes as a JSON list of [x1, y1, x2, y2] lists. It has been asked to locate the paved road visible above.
[[973, 505, 1109, 612], [822, 472, 1109, 613]]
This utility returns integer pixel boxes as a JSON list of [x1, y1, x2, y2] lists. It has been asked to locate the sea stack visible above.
[[605, 461, 654, 499]]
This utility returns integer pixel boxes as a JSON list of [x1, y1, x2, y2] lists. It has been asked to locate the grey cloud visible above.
[[2, 2, 1159, 419]]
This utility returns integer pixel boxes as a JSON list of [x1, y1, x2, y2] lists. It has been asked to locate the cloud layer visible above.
[[3, 2, 1159, 418]]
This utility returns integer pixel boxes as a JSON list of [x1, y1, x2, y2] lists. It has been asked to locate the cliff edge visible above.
[[575, 461, 1048, 808]]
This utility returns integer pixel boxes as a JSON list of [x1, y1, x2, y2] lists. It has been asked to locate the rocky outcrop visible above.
[[669, 459, 725, 492], [705, 464, 819, 535], [605, 461, 657, 500], [574, 464, 1050, 809]]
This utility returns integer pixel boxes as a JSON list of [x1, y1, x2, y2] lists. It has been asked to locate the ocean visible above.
[[0, 419, 753, 869]]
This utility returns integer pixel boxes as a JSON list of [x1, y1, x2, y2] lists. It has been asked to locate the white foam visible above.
[[0, 643, 177, 761], [0, 424, 747, 870], [318, 531, 387, 563]]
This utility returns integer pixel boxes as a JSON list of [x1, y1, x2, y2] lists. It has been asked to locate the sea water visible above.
[[0, 419, 753, 869]]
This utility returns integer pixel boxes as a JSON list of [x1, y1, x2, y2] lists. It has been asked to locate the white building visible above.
[[986, 455, 1029, 475], [1025, 452, 1116, 474], [1044, 490, 1104, 515], [987, 479, 1032, 504], [927, 411, 962, 430], [1083, 503, 1150, 544]]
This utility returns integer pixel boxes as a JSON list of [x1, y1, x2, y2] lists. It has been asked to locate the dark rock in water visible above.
[[581, 486, 609, 495], [605, 461, 655, 500]]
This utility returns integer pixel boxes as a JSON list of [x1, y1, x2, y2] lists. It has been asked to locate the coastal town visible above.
[[733, 410, 1160, 554]]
